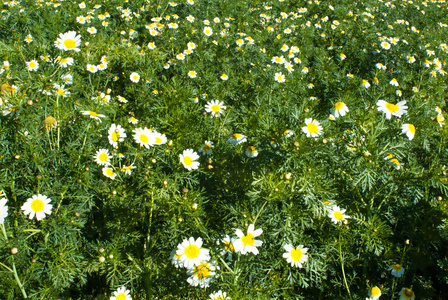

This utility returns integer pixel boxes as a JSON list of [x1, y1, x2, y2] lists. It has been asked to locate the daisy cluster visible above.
[[0, 0, 447, 298]]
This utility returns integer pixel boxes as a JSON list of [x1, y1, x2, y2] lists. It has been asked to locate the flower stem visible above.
[[1, 224, 27, 298], [339, 232, 352, 300]]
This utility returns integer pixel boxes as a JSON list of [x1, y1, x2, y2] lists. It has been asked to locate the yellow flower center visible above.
[[57, 89, 65, 95], [29, 62, 36, 68], [155, 137, 162, 144], [393, 264, 402, 271], [408, 124, 415, 134], [106, 169, 114, 176], [174, 253, 182, 259], [183, 156, 193, 166], [139, 134, 149, 144], [403, 288, 414, 298], [31, 199, 44, 212], [184, 244, 199, 259], [202, 144, 211, 152], [385, 103, 399, 113], [232, 133, 242, 139], [334, 102, 344, 110], [247, 146, 257, 153], [241, 232, 255, 246], [307, 123, 318, 134], [211, 105, 220, 113], [290, 248, 303, 261], [98, 153, 108, 162], [334, 211, 343, 221], [63, 39, 76, 49], [89, 111, 98, 117], [391, 158, 399, 166], [116, 293, 127, 300], [112, 131, 119, 141], [371, 287, 380, 297], [193, 262, 211, 279], [215, 297, 225, 300]]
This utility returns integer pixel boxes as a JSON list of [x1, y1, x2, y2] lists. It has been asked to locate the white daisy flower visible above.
[[199, 141, 213, 155], [0, 198, 8, 224], [228, 133, 246, 145], [401, 124, 415, 140], [376, 100, 408, 119], [179, 149, 200, 170], [130, 72, 140, 83], [187, 261, 216, 288], [233, 224, 263, 255], [102, 166, 117, 180], [110, 286, 132, 300], [133, 127, 154, 148], [54, 31, 81, 52], [21, 194, 53, 221], [108, 124, 126, 147], [282, 244, 308, 268], [93, 149, 111, 166], [331, 102, 349, 118], [176, 237, 210, 269], [205, 100, 226, 117], [302, 118, 323, 138], [328, 205, 350, 224]]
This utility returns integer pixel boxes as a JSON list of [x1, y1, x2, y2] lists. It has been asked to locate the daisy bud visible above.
[[192, 203, 198, 210], [75, 212, 80, 217], [99, 256, 105, 263], [182, 188, 188, 193], [284, 173, 292, 180], [438, 196, 443, 201], [99, 248, 104, 253], [27, 100, 33, 106], [15, 155, 20, 159], [168, 140, 173, 146], [11, 247, 18, 255], [178, 218, 183, 222], [109, 254, 114, 259]]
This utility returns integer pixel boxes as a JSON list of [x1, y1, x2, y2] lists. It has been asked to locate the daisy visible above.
[[0, 198, 8, 224], [26, 60, 39, 71], [361, 79, 370, 89], [57, 57, 74, 68], [204, 26, 213, 36], [133, 127, 154, 148], [187, 42, 197, 50], [102, 167, 117, 180], [228, 133, 247, 145], [205, 100, 226, 117], [87, 64, 98, 73], [110, 286, 132, 300], [407, 56, 416, 63], [390, 78, 399, 86], [376, 100, 408, 119], [437, 113, 445, 127], [328, 205, 350, 224], [199, 141, 213, 155], [188, 71, 197, 78], [108, 124, 127, 147], [21, 194, 53, 221], [234, 224, 263, 255], [129, 117, 138, 124], [93, 149, 111, 166], [271, 56, 285, 64], [283, 244, 308, 268], [179, 149, 200, 170], [76, 16, 86, 24], [376, 63, 387, 70], [117, 96, 128, 103], [301, 66, 309, 74], [121, 164, 136, 175], [81, 111, 105, 122], [54, 31, 81, 52], [368, 286, 381, 300], [170, 248, 184, 268], [130, 72, 140, 83], [153, 131, 167, 145], [284, 63, 294, 73], [97, 63, 108, 71], [283, 129, 294, 138], [24, 34, 33, 43], [274, 72, 286, 83], [176, 53, 185, 60], [302, 118, 323, 138], [176, 237, 210, 269], [220, 74, 228, 80], [381, 41, 391, 50], [87, 27, 97, 34], [245, 146, 258, 158], [332, 102, 349, 118], [398, 288, 414, 300], [209, 291, 230, 300], [219, 234, 236, 259], [389, 264, 405, 277], [401, 124, 415, 140], [187, 261, 216, 288], [148, 42, 156, 49], [236, 39, 245, 46]]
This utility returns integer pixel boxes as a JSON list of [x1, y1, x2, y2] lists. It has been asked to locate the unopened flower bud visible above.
[[11, 247, 18, 255], [99, 256, 105, 263]]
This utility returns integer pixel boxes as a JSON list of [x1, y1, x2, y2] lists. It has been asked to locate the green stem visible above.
[[252, 200, 268, 225], [217, 255, 234, 274], [339, 232, 352, 300], [145, 190, 155, 253], [1, 225, 27, 298]]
